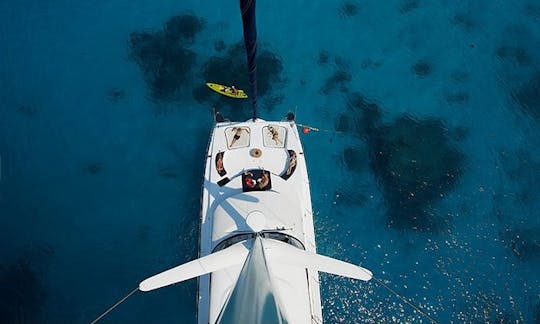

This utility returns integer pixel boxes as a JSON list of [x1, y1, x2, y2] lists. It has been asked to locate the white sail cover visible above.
[[139, 243, 248, 292], [217, 237, 288, 324], [263, 239, 372, 281]]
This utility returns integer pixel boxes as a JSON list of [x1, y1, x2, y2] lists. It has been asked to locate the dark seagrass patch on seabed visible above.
[[159, 166, 179, 179], [335, 93, 466, 231], [262, 94, 284, 112], [128, 13, 205, 103], [445, 91, 470, 105], [334, 113, 350, 133], [450, 70, 470, 83], [512, 72, 540, 121], [345, 92, 382, 137], [452, 12, 475, 31], [360, 58, 382, 70], [333, 94, 381, 136], [320, 70, 351, 95], [164, 14, 206, 43], [17, 104, 38, 116], [0, 244, 54, 323], [524, 3, 540, 19], [106, 87, 126, 103], [214, 39, 226, 52], [194, 42, 284, 119], [398, 0, 420, 14], [339, 1, 359, 17], [334, 56, 351, 71], [342, 146, 369, 173], [495, 46, 534, 66], [85, 163, 103, 175], [494, 24, 537, 68], [499, 149, 540, 206], [412, 60, 432, 77], [318, 50, 330, 65], [367, 116, 465, 232], [449, 126, 469, 141]]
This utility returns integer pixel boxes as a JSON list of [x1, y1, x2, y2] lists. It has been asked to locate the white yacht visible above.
[[139, 117, 372, 324], [91, 1, 448, 322], [137, 1, 372, 323]]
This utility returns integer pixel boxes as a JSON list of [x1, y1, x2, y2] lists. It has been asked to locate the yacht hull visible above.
[[197, 119, 323, 324]]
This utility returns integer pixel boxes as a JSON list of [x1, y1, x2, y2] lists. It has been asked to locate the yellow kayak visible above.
[[206, 82, 248, 99]]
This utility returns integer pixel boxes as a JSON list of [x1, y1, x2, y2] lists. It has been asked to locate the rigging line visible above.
[[372, 276, 439, 324], [90, 287, 139, 324]]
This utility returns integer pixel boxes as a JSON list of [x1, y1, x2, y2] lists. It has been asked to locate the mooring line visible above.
[[90, 287, 139, 324], [373, 276, 439, 324]]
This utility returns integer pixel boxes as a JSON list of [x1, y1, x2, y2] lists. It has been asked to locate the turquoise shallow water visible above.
[[1, 1, 540, 323]]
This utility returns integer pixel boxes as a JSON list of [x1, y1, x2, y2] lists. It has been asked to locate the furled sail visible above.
[[239, 0, 258, 120], [217, 237, 288, 324]]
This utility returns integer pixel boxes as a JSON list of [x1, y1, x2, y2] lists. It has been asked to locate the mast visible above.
[[239, 0, 258, 121], [217, 237, 287, 324]]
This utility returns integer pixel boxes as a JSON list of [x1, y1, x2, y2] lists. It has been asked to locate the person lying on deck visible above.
[[267, 126, 283, 145], [230, 127, 249, 147]]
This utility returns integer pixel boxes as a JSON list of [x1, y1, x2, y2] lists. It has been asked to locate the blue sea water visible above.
[[1, 0, 539, 323]]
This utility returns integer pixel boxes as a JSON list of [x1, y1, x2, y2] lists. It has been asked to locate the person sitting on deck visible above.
[[215, 152, 226, 176], [244, 171, 256, 188], [286, 152, 297, 176], [256, 170, 270, 189]]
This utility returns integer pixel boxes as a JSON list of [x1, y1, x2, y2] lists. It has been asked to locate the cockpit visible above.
[[213, 231, 304, 253]]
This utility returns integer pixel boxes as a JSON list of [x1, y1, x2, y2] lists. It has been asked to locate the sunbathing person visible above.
[[257, 171, 270, 189], [230, 127, 249, 147], [286, 153, 297, 176], [267, 126, 283, 145], [216, 152, 225, 175]]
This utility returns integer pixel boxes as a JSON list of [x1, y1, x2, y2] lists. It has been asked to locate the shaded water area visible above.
[[1, 0, 539, 323]]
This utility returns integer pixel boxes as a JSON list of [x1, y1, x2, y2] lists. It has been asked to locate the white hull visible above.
[[197, 119, 323, 324], [139, 118, 371, 324], [132, 2, 374, 323]]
